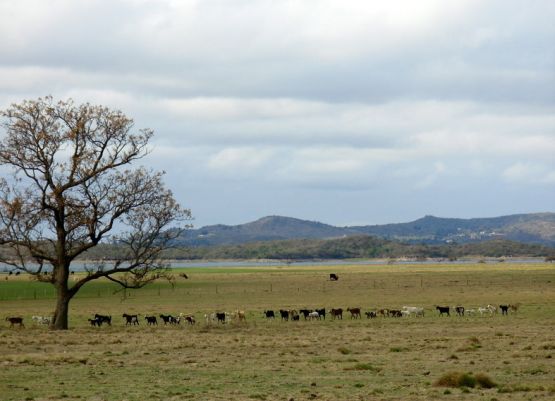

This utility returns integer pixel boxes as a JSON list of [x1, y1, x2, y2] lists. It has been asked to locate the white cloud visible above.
[[413, 162, 447, 189], [503, 163, 555, 185], [207, 147, 275, 172]]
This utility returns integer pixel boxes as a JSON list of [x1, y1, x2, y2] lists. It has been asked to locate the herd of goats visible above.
[[5, 303, 520, 328]]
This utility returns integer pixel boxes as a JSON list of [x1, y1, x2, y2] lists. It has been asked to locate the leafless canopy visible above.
[[0, 96, 190, 295]]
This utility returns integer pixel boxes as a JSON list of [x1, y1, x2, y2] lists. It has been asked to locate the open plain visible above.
[[1, 262, 554, 401]]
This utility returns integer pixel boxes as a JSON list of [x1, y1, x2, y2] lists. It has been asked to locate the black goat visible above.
[[88, 318, 103, 327], [123, 313, 139, 325], [160, 314, 179, 325], [365, 311, 377, 319], [6, 317, 24, 328], [215, 312, 226, 323], [436, 306, 450, 316], [94, 314, 112, 325], [299, 309, 312, 320]]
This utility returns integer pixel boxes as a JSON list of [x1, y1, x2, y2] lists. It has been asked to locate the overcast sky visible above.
[[1, 0, 554, 228]]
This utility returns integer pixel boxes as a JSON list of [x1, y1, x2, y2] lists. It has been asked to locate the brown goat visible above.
[[347, 307, 362, 319]]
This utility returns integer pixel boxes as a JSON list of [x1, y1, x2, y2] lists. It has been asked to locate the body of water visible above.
[[0, 257, 547, 273]]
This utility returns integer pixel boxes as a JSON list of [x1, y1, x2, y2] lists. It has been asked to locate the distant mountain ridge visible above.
[[178, 212, 555, 247]]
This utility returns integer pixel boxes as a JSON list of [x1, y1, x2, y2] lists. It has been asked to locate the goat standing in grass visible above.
[[179, 313, 196, 325], [94, 314, 112, 325], [6, 317, 24, 328], [123, 313, 140, 325]]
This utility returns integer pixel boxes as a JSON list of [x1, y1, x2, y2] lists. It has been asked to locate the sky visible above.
[[0, 0, 554, 228]]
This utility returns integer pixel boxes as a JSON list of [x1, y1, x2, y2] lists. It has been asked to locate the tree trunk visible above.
[[51, 290, 71, 330], [51, 264, 72, 330]]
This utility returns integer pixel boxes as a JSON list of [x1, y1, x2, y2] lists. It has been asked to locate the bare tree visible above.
[[0, 96, 190, 329]]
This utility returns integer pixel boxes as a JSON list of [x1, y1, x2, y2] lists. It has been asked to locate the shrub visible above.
[[345, 363, 381, 372], [435, 371, 496, 389], [475, 373, 497, 388], [468, 336, 480, 345], [337, 347, 351, 355], [527, 367, 547, 375], [353, 363, 376, 371], [458, 373, 477, 388], [435, 372, 465, 388]]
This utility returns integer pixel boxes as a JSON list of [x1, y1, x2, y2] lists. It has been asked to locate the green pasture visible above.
[[1, 262, 554, 401]]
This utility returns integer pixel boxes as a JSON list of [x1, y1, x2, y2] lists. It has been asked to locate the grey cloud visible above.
[[1, 0, 554, 226], [1, 1, 553, 104]]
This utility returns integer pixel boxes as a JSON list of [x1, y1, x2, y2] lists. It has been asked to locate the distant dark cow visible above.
[[216, 312, 226, 323], [455, 306, 465, 317], [6, 317, 24, 328], [291, 313, 300, 321], [499, 305, 509, 315], [316, 308, 326, 320], [94, 314, 112, 325], [145, 316, 158, 325], [329, 273, 339, 281], [88, 318, 103, 327], [365, 311, 377, 319], [123, 313, 139, 325], [330, 308, 343, 320], [264, 310, 275, 319], [347, 307, 361, 319], [299, 309, 312, 320], [509, 303, 520, 313], [160, 314, 179, 325], [436, 306, 450, 316], [279, 309, 289, 321], [389, 309, 403, 318]]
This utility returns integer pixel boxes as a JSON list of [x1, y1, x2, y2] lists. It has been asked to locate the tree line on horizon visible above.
[[75, 235, 555, 261]]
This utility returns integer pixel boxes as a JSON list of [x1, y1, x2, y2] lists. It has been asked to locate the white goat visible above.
[[308, 311, 320, 320], [478, 306, 493, 316], [401, 306, 424, 317], [32, 315, 51, 325], [487, 304, 498, 314]]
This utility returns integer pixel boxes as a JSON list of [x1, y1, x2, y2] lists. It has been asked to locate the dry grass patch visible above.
[[0, 263, 554, 400]]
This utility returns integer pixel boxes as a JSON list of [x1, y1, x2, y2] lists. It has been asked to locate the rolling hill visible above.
[[177, 212, 555, 247]]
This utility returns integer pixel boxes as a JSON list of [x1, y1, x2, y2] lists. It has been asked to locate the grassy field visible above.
[[1, 262, 554, 401]]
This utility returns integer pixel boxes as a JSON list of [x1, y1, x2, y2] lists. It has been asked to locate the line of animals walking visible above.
[[4, 303, 520, 328]]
